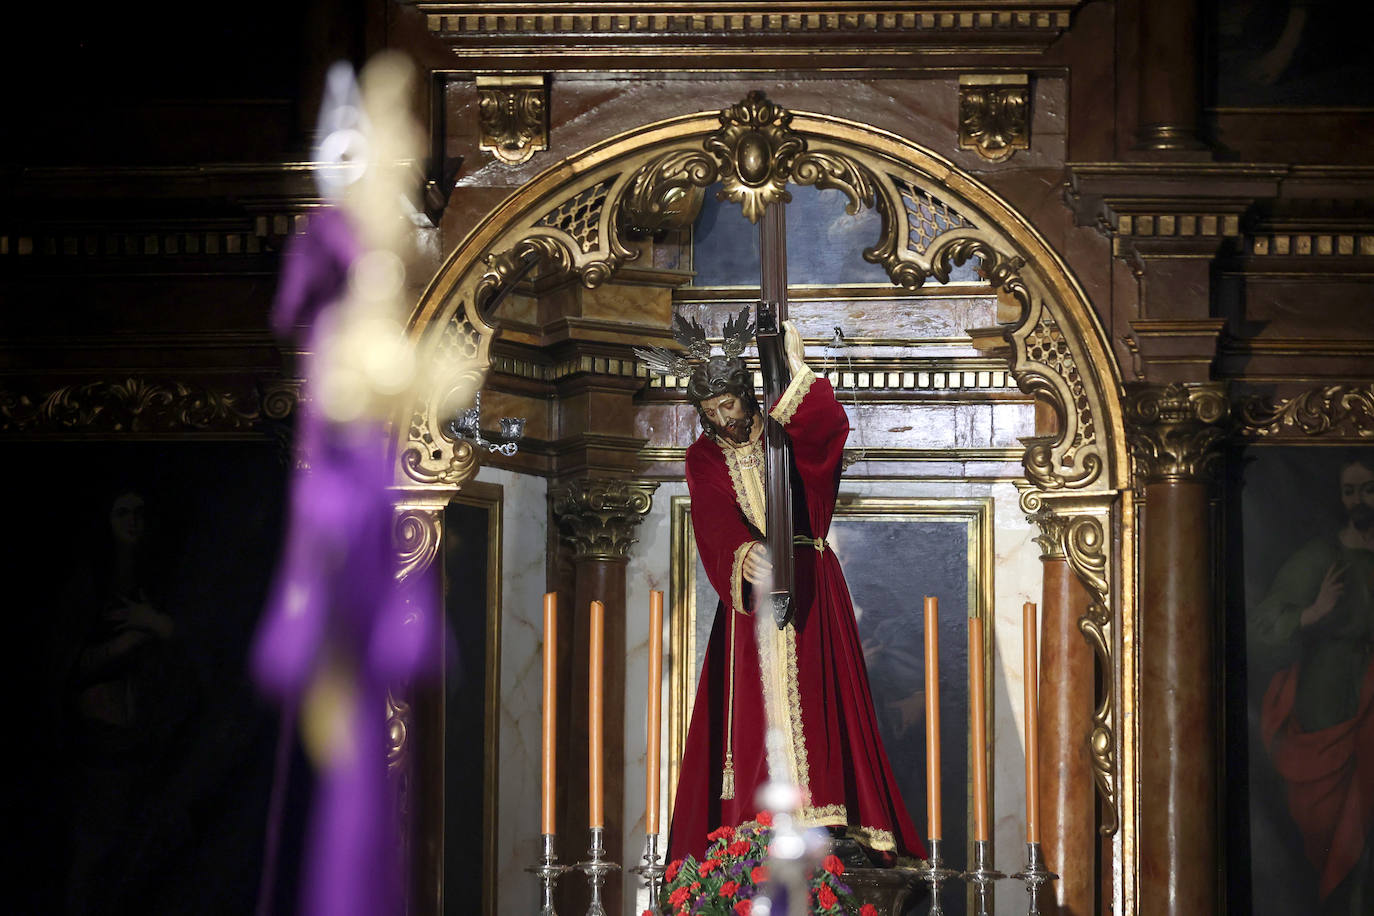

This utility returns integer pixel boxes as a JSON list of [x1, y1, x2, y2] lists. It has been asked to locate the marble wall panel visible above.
[[481, 466, 549, 914]]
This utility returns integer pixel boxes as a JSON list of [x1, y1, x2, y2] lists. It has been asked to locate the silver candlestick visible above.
[[630, 832, 667, 912], [526, 833, 571, 916], [1011, 841, 1058, 916], [913, 837, 961, 915], [573, 826, 620, 916], [962, 839, 1004, 916]]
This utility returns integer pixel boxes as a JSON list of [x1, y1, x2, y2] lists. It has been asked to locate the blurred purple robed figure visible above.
[[252, 206, 435, 916]]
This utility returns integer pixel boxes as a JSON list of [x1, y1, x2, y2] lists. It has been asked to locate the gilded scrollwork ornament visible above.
[[1063, 512, 1119, 835], [0, 376, 300, 435], [1124, 382, 1230, 483], [958, 75, 1031, 163], [551, 478, 659, 561], [400, 439, 481, 489], [1237, 383, 1374, 439], [393, 507, 443, 583], [476, 75, 548, 166]]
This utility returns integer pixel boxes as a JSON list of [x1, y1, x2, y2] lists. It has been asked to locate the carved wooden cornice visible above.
[[0, 376, 299, 437], [1123, 382, 1230, 484], [551, 477, 658, 561], [412, 2, 1084, 65]]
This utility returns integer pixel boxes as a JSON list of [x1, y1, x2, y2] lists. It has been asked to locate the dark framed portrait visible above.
[[1224, 445, 1374, 915], [668, 494, 993, 913]]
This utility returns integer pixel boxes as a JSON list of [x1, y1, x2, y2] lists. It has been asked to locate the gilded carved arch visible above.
[[401, 92, 1131, 830]]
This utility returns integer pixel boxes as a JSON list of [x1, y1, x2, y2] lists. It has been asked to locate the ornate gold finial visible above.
[[958, 75, 1031, 163], [476, 75, 549, 166], [1124, 382, 1230, 483], [551, 478, 659, 561]]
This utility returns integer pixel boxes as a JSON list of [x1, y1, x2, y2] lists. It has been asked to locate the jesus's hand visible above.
[[743, 543, 773, 586]]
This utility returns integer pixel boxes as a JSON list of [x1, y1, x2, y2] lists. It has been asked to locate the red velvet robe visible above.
[[668, 367, 926, 862]]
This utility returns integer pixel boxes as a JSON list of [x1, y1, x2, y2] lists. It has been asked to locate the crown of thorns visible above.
[[634, 308, 756, 403]]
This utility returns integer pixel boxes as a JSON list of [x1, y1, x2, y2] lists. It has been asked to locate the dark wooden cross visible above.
[[756, 202, 795, 629]]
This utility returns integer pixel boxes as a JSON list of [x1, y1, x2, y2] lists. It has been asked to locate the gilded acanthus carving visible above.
[[394, 507, 444, 583], [1237, 383, 1374, 439], [1124, 382, 1230, 483], [400, 440, 481, 489], [0, 377, 299, 435], [1063, 512, 1119, 836], [551, 478, 659, 561], [958, 75, 1031, 163], [1024, 500, 1070, 561], [476, 75, 548, 166]]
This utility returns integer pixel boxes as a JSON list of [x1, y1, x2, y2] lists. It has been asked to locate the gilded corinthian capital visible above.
[[1123, 382, 1230, 484], [551, 478, 659, 561]]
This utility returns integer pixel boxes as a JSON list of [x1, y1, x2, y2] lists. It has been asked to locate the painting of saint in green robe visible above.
[[1244, 448, 1374, 916]]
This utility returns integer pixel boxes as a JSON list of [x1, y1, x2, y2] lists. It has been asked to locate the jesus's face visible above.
[[1340, 461, 1374, 532], [699, 391, 757, 444]]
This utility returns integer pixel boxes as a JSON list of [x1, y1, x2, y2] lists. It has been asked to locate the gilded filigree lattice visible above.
[[1026, 318, 1095, 455], [536, 178, 616, 253], [892, 177, 976, 254]]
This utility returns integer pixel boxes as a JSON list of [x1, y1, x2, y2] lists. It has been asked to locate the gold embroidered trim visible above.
[[782, 622, 810, 802], [769, 366, 816, 427], [730, 542, 753, 617], [794, 805, 898, 852], [722, 438, 767, 533], [722, 610, 737, 800]]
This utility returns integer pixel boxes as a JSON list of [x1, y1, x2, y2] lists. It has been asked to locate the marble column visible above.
[[1135, 0, 1206, 151], [1027, 504, 1096, 916], [1125, 383, 1228, 916], [550, 477, 658, 916]]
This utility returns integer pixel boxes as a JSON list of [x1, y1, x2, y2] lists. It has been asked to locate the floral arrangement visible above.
[[651, 812, 880, 916]]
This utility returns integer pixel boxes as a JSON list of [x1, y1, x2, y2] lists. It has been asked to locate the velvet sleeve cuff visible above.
[[769, 365, 817, 427]]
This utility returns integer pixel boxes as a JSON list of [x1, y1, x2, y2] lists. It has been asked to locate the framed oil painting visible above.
[[668, 494, 993, 914], [1225, 445, 1374, 915]]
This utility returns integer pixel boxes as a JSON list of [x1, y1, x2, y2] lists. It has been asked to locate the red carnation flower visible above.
[[859, 906, 879, 916], [718, 881, 739, 898], [726, 839, 752, 857], [707, 825, 736, 842], [817, 884, 839, 909], [733, 901, 752, 916], [750, 865, 769, 883], [642, 910, 654, 916], [755, 811, 773, 827], [689, 881, 701, 893], [665, 859, 682, 881], [699, 858, 720, 875], [668, 886, 690, 907], [822, 853, 845, 876]]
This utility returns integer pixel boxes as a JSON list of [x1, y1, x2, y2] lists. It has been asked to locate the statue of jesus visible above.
[[640, 313, 924, 864]]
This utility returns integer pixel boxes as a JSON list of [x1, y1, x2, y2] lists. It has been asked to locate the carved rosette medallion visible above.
[[1237, 383, 1374, 439], [1124, 382, 1230, 483], [476, 75, 548, 166], [958, 75, 1031, 163], [551, 478, 659, 561]]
